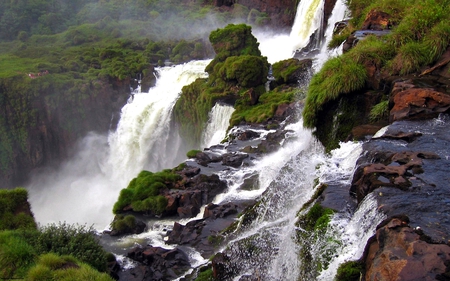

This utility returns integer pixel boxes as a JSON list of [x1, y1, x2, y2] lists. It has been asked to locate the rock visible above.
[[361, 9, 392, 30], [203, 203, 238, 219], [390, 87, 450, 122], [222, 152, 249, 167], [123, 245, 190, 281], [364, 217, 450, 281], [236, 130, 260, 141], [271, 58, 312, 87]]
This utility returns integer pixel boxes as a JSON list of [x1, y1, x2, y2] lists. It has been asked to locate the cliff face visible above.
[[0, 76, 128, 188]]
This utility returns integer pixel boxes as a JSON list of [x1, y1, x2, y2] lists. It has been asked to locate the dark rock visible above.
[[236, 130, 260, 141], [203, 203, 238, 219], [222, 152, 249, 167], [123, 245, 190, 281]]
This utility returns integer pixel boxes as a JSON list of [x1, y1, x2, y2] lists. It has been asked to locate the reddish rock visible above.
[[390, 87, 450, 122], [361, 9, 392, 30], [365, 218, 450, 281]]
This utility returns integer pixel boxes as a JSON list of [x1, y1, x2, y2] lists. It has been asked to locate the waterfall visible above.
[[27, 60, 210, 229], [290, 0, 325, 51], [201, 103, 235, 149]]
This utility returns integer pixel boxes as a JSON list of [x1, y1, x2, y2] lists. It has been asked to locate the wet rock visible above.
[[122, 245, 190, 281], [203, 203, 238, 219], [364, 217, 450, 281], [222, 152, 249, 167], [235, 129, 261, 141]]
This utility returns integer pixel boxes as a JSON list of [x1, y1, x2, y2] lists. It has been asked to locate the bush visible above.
[[33, 223, 108, 272], [0, 231, 36, 279]]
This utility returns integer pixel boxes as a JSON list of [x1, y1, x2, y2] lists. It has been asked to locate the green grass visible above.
[[0, 188, 37, 231], [369, 100, 389, 122], [335, 261, 364, 281], [303, 56, 367, 128]]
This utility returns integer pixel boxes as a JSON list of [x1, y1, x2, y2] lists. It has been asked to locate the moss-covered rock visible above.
[[0, 188, 36, 231], [271, 58, 312, 86]]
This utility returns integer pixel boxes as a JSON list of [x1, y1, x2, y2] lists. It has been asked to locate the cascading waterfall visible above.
[[27, 60, 210, 229], [290, 0, 325, 51], [201, 103, 235, 149]]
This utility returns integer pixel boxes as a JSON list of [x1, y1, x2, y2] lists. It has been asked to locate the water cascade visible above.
[[290, 0, 325, 51], [24, 0, 387, 279], [201, 103, 235, 149], [28, 60, 210, 228]]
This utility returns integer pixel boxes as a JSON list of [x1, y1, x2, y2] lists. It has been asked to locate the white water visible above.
[[28, 60, 210, 229], [201, 103, 235, 148], [290, 0, 325, 51]]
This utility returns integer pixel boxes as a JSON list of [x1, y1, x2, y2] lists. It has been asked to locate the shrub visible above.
[[33, 223, 108, 272]]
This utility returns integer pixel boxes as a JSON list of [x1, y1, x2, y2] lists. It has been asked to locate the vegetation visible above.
[[187, 149, 202, 158], [174, 24, 271, 147], [0, 188, 36, 231], [111, 214, 137, 233], [113, 169, 181, 215], [335, 261, 364, 281], [25, 253, 113, 281], [369, 99, 389, 122], [305, 0, 450, 133], [0, 189, 110, 279], [194, 267, 215, 281]]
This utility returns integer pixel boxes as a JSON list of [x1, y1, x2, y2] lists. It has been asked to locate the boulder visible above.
[[122, 245, 190, 281], [390, 87, 450, 122], [364, 217, 450, 281]]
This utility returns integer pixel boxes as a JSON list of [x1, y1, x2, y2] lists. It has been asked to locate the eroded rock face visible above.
[[365, 217, 450, 281]]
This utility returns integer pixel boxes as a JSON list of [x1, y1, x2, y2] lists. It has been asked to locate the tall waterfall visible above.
[[27, 60, 210, 228], [290, 0, 325, 51]]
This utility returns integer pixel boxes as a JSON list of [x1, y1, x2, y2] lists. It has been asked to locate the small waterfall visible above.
[[27, 60, 210, 229], [314, 0, 349, 70], [201, 103, 235, 148], [290, 0, 325, 51]]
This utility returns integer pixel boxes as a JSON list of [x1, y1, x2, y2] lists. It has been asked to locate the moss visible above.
[[335, 261, 363, 281], [111, 215, 137, 233], [0, 188, 37, 231], [113, 169, 181, 215], [194, 268, 215, 281], [187, 149, 202, 158], [271, 58, 312, 85]]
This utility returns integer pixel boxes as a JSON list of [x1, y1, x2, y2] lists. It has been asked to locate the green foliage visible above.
[[369, 99, 389, 122], [217, 55, 269, 87], [187, 149, 202, 158], [0, 230, 36, 279], [335, 261, 363, 281], [299, 203, 334, 232], [195, 268, 215, 281], [111, 215, 137, 233], [26, 253, 114, 281], [230, 87, 298, 126], [113, 169, 181, 215], [32, 222, 109, 272], [0, 188, 37, 231], [303, 56, 367, 128]]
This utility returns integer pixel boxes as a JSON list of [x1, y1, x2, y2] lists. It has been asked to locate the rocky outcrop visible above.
[[364, 217, 450, 281]]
